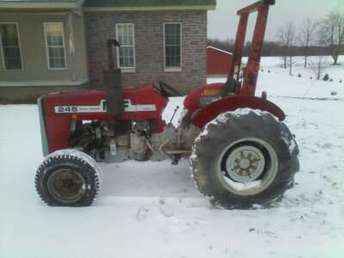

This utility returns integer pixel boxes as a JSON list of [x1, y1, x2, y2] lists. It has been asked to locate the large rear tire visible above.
[[35, 149, 102, 207], [191, 108, 299, 209]]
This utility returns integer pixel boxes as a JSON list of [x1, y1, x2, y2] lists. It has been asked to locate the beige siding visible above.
[[0, 11, 88, 86]]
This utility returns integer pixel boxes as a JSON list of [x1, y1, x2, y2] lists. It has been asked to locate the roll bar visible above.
[[227, 0, 275, 96]]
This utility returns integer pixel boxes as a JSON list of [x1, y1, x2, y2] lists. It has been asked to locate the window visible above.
[[116, 23, 135, 70], [0, 23, 22, 70], [44, 22, 66, 69], [164, 23, 182, 71]]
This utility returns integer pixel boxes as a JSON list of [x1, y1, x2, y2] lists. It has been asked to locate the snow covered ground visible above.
[[1, 57, 344, 258]]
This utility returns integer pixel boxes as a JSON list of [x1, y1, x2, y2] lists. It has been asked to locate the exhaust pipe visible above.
[[104, 39, 123, 116]]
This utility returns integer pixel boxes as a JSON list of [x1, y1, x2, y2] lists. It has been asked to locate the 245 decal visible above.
[[54, 99, 156, 114]]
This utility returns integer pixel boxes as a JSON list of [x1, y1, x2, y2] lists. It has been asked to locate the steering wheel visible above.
[[154, 81, 183, 97]]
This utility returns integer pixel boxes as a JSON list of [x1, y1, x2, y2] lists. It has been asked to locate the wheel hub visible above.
[[226, 145, 266, 183], [47, 168, 86, 203]]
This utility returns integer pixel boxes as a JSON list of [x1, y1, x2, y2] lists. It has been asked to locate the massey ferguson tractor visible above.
[[35, 0, 299, 209]]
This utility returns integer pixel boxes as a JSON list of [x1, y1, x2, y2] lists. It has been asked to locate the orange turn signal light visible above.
[[202, 88, 222, 97]]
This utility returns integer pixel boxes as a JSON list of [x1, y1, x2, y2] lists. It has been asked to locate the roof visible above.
[[0, 0, 216, 10], [84, 0, 216, 11], [0, 0, 79, 2], [0, 0, 84, 9], [84, 0, 216, 10], [207, 46, 232, 55]]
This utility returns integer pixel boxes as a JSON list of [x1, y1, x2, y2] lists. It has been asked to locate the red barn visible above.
[[207, 46, 233, 77]]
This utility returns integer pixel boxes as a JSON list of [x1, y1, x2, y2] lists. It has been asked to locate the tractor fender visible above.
[[191, 95, 286, 128]]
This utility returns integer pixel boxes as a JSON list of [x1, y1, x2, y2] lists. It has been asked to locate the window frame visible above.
[[115, 23, 136, 73], [0, 22, 24, 71], [43, 22, 67, 70], [163, 22, 182, 72]]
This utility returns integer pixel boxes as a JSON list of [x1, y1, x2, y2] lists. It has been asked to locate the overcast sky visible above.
[[208, 0, 344, 41]]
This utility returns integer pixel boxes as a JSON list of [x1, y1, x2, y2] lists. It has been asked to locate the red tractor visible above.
[[35, 0, 299, 209]]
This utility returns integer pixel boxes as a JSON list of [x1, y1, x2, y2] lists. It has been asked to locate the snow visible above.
[[43, 149, 104, 189], [1, 57, 344, 258], [207, 45, 233, 55], [283, 132, 298, 154], [220, 107, 279, 121], [208, 56, 344, 100], [223, 177, 263, 191]]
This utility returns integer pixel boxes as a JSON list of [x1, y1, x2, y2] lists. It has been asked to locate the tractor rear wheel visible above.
[[35, 149, 102, 207], [191, 108, 299, 209]]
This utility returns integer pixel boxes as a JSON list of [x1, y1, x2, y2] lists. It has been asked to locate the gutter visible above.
[[83, 5, 216, 12], [0, 1, 83, 10], [0, 1, 215, 11]]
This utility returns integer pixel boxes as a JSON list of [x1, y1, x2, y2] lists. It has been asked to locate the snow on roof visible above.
[[207, 46, 232, 55]]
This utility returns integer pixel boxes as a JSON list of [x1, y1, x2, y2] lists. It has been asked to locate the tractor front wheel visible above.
[[191, 109, 299, 209], [35, 149, 102, 207]]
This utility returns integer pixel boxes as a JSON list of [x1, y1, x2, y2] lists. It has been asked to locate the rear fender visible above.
[[191, 96, 285, 128]]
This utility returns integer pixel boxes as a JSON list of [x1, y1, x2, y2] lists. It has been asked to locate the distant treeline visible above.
[[207, 39, 332, 57]]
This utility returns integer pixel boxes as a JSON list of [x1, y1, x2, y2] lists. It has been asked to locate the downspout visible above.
[[68, 10, 76, 81], [70, 1, 88, 85]]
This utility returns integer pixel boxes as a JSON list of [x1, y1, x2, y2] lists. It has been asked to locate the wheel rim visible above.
[[226, 145, 266, 183], [217, 138, 278, 196], [47, 168, 86, 204]]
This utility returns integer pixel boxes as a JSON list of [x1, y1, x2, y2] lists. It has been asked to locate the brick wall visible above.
[[85, 10, 207, 93]]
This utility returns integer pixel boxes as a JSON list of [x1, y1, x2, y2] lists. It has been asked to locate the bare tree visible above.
[[309, 56, 326, 80], [277, 22, 296, 74], [288, 55, 298, 76], [299, 18, 318, 68], [319, 10, 344, 65]]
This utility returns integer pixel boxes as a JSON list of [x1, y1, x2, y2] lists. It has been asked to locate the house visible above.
[[207, 45, 232, 77], [0, 0, 216, 103]]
